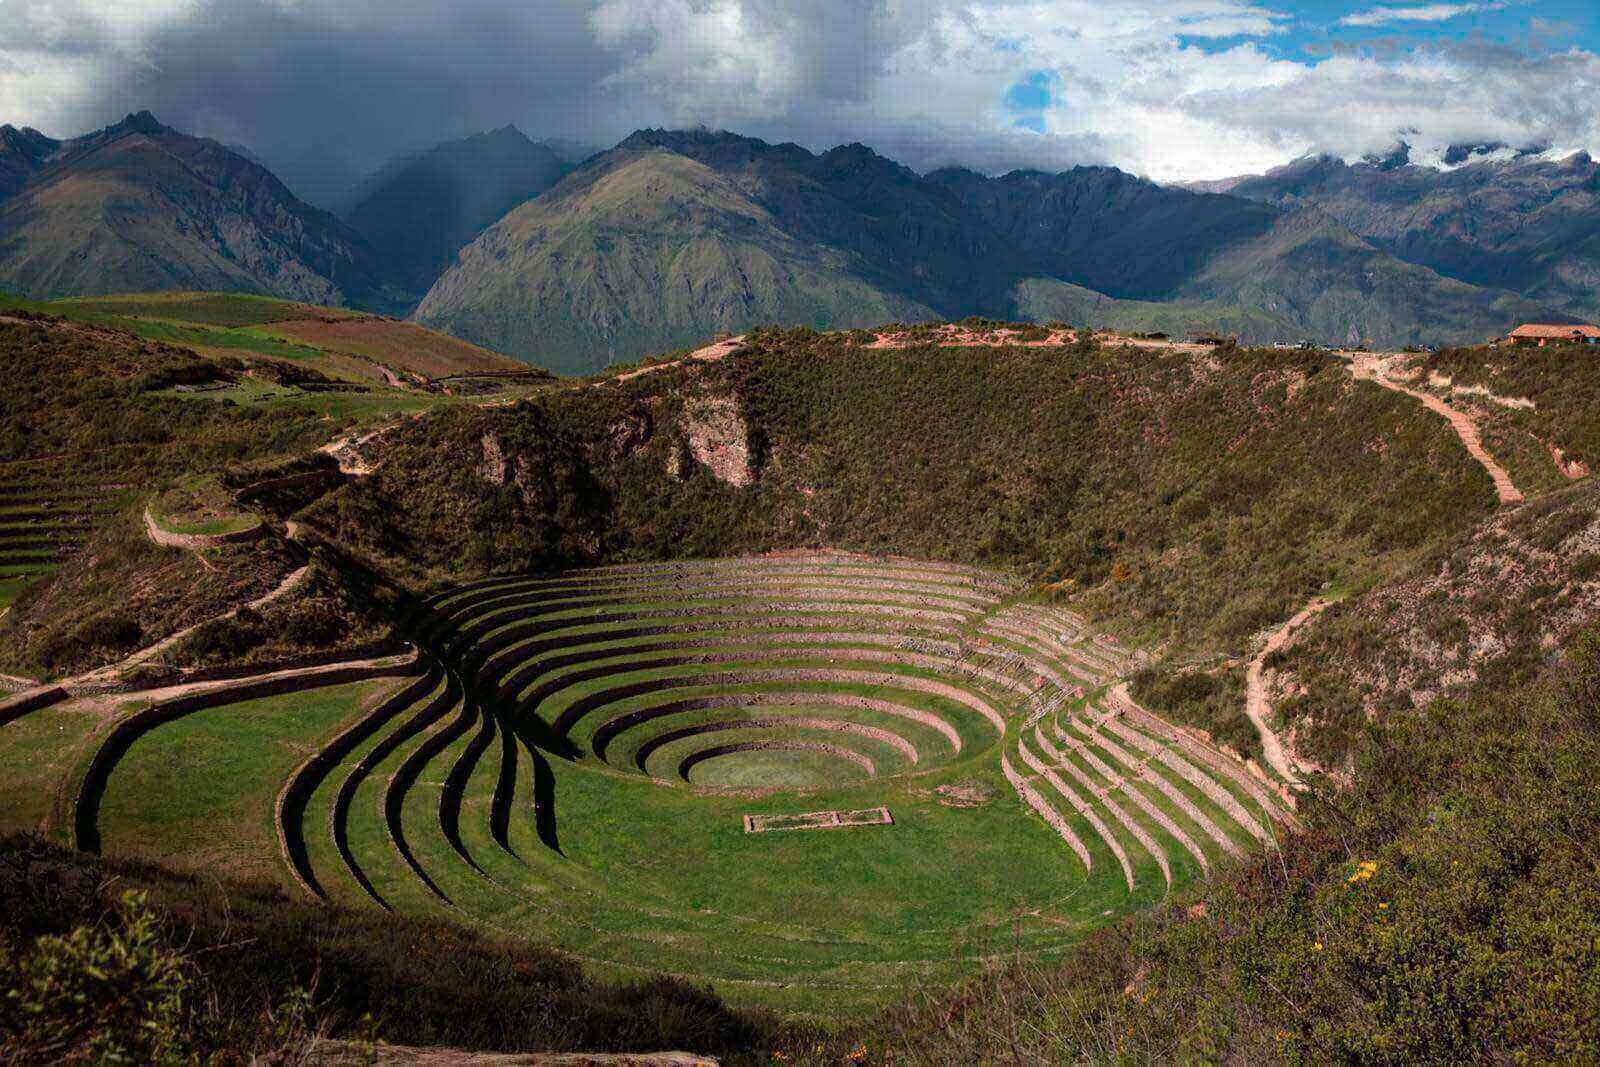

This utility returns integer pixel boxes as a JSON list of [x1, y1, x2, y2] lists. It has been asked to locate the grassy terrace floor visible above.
[[1, 554, 1299, 1015]]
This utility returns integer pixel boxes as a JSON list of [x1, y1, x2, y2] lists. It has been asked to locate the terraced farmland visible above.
[[30, 553, 1296, 1012], [0, 467, 126, 608]]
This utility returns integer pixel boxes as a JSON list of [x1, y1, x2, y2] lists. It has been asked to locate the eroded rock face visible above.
[[677, 394, 755, 487], [477, 433, 510, 485], [477, 432, 557, 513], [601, 410, 654, 464], [511, 455, 552, 513]]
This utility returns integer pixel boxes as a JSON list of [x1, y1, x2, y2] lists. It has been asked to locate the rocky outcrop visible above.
[[476, 432, 560, 513], [672, 395, 754, 487], [477, 433, 511, 485]]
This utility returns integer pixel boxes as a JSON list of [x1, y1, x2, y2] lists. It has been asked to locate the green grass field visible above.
[[90, 681, 396, 881], [46, 292, 349, 328], [3, 555, 1300, 1015]]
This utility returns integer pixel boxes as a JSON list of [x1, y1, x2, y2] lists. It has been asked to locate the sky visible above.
[[1, 0, 1597, 182]]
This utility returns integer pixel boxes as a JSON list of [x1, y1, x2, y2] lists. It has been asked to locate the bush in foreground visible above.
[[0, 836, 786, 1063]]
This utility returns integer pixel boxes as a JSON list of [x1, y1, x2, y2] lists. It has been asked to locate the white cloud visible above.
[[587, 0, 1599, 180], [591, 0, 797, 119], [0, 0, 201, 131], [1339, 3, 1506, 28], [0, 0, 1595, 183]]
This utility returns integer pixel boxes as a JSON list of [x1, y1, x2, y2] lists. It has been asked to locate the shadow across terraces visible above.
[[407, 599, 577, 865]]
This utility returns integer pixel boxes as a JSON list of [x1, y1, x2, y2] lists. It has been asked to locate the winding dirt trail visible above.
[[65, 515, 319, 689], [95, 645, 415, 707], [77, 562, 313, 686], [608, 335, 745, 385], [1245, 598, 1334, 785], [1348, 355, 1524, 504]]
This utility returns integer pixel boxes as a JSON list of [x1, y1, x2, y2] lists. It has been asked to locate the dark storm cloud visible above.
[[6, 0, 624, 172], [2, 0, 989, 175]]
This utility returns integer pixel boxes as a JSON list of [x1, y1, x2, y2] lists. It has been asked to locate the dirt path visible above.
[[1245, 598, 1334, 784], [92, 646, 415, 707], [74, 562, 313, 687], [317, 425, 396, 476], [1348, 355, 1524, 504], [863, 325, 1213, 354], [299, 1041, 716, 1066], [607, 335, 745, 385]]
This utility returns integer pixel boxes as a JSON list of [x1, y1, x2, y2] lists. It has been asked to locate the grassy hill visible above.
[[0, 302, 546, 680], [0, 315, 403, 679], [309, 330, 1491, 649]]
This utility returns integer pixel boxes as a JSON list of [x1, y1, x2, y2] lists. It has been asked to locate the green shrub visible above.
[[38, 612, 143, 671], [0, 837, 781, 1061], [1132, 665, 1257, 757], [1, 891, 189, 1063]]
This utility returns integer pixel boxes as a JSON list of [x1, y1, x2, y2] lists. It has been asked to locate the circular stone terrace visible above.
[[61, 552, 1297, 1012]]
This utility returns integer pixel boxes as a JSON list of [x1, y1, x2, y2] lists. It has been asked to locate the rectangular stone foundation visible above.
[[743, 806, 894, 834]]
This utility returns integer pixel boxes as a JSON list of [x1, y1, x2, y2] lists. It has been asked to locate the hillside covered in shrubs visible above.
[[304, 326, 1504, 765], [0, 316, 393, 679], [312, 328, 1494, 646]]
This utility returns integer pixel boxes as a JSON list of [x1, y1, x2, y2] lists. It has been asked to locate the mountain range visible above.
[[1, 112, 1591, 370], [1219, 149, 1600, 325], [0, 113, 396, 309], [416, 128, 1553, 368], [339, 125, 567, 299]]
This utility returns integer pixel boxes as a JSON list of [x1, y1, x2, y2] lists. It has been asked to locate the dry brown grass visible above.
[[264, 319, 525, 379]]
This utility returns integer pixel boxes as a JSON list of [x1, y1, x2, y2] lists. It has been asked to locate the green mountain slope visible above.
[[1010, 278, 1299, 339], [413, 150, 933, 371], [0, 113, 397, 309], [1176, 209, 1552, 347], [1226, 151, 1600, 323]]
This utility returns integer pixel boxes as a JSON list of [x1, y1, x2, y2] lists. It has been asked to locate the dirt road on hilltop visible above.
[[609, 336, 745, 384], [1347, 354, 1524, 504]]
